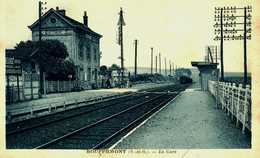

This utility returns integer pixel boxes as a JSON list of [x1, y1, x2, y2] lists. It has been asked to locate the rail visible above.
[[208, 80, 251, 133], [6, 93, 126, 124]]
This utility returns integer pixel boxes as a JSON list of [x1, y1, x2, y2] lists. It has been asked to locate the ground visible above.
[[114, 83, 251, 149]]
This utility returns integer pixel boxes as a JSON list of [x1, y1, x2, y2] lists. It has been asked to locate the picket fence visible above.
[[45, 80, 91, 93], [208, 80, 251, 133]]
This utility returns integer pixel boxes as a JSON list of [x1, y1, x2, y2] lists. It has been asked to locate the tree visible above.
[[15, 40, 76, 81], [46, 59, 77, 80], [15, 40, 68, 72], [109, 64, 121, 76], [110, 64, 120, 71], [99, 65, 108, 77], [99, 65, 108, 87]]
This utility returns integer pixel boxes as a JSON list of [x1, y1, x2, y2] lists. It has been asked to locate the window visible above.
[[94, 48, 97, 61], [84, 72, 87, 81], [94, 69, 97, 81], [79, 44, 83, 60], [50, 18, 56, 24], [86, 45, 91, 61], [86, 53, 91, 61], [87, 45, 91, 52], [87, 68, 91, 81]]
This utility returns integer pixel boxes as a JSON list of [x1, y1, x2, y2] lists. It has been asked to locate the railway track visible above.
[[6, 83, 190, 149], [7, 93, 143, 135], [36, 94, 173, 149], [6, 93, 158, 148]]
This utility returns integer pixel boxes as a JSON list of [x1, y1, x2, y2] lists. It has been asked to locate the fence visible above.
[[208, 80, 251, 133], [45, 80, 92, 93], [6, 73, 40, 104]]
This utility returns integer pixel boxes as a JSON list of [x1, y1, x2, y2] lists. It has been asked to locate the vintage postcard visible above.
[[0, 0, 260, 158]]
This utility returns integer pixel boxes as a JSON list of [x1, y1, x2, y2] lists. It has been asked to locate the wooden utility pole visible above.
[[117, 8, 126, 86], [155, 55, 158, 73], [120, 8, 124, 83], [39, 1, 42, 41], [134, 39, 138, 77], [215, 46, 218, 63], [38, 1, 43, 97], [214, 6, 252, 85], [37, 1, 47, 97], [220, 8, 224, 81], [151, 47, 153, 74], [172, 63, 175, 75], [159, 53, 161, 74], [243, 7, 248, 85], [169, 60, 171, 76], [164, 57, 167, 76]]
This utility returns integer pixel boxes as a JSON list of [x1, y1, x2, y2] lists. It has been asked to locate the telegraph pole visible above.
[[172, 62, 174, 75], [39, 1, 42, 41], [155, 55, 158, 73], [117, 8, 126, 86], [220, 8, 224, 81], [134, 39, 138, 77], [38, 1, 43, 97], [120, 8, 124, 84], [169, 60, 171, 76], [151, 47, 153, 74], [159, 53, 161, 74], [38, 1, 47, 97], [164, 57, 167, 76], [243, 7, 248, 85], [214, 6, 252, 85]]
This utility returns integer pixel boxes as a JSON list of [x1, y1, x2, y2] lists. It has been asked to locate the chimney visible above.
[[83, 11, 88, 27], [56, 6, 66, 16]]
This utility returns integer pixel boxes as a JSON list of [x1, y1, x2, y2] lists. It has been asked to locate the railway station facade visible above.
[[29, 7, 102, 85]]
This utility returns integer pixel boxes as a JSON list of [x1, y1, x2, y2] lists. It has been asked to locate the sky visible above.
[[1, 0, 259, 73]]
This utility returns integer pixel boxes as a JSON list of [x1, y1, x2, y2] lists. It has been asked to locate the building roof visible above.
[[191, 61, 218, 69], [28, 8, 102, 38]]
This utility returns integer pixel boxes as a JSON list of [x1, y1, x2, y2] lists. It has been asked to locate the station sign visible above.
[[6, 57, 22, 75]]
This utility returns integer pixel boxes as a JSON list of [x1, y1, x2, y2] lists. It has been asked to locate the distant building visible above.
[[28, 7, 102, 85]]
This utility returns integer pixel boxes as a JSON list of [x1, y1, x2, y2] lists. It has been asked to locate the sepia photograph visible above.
[[0, 0, 260, 157]]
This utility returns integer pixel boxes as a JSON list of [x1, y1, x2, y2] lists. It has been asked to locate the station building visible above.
[[28, 7, 102, 85]]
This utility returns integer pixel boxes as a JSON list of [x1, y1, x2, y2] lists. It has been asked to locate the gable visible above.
[[29, 10, 73, 31], [29, 8, 102, 38], [41, 13, 72, 29]]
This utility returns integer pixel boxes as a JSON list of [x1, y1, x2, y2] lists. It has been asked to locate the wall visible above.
[[76, 32, 101, 85], [32, 29, 75, 61]]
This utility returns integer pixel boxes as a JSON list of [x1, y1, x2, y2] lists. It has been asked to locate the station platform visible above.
[[5, 82, 173, 123], [113, 83, 251, 149]]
